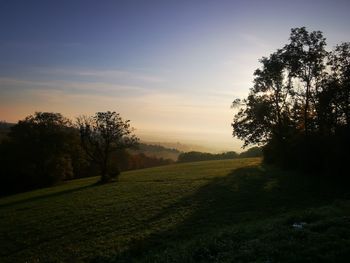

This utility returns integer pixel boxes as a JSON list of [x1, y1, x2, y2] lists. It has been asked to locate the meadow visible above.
[[1, 158, 350, 262]]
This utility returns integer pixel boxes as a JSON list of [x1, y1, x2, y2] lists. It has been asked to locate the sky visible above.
[[0, 0, 350, 152]]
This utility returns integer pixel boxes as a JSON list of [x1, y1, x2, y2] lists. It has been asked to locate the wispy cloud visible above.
[[0, 77, 149, 97], [75, 69, 165, 83], [0, 65, 242, 151], [0, 75, 242, 151], [34, 67, 165, 84]]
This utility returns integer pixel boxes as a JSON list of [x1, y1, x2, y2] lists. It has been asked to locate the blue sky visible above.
[[1, 0, 350, 151]]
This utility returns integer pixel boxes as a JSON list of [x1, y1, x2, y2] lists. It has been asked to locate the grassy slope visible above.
[[0, 158, 349, 262]]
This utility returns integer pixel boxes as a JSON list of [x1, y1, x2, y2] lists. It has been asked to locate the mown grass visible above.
[[1, 158, 349, 262]]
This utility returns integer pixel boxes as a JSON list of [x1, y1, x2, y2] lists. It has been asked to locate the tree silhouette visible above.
[[283, 27, 327, 135], [77, 111, 139, 183], [232, 27, 350, 172], [0, 112, 77, 195]]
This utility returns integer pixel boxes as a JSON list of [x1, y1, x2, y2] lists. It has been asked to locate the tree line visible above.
[[177, 147, 262, 163], [0, 111, 173, 196], [232, 27, 350, 173]]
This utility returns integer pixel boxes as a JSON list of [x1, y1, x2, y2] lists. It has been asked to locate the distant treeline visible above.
[[0, 115, 173, 196], [115, 151, 174, 172], [177, 147, 262, 163], [0, 121, 13, 142], [129, 143, 180, 161]]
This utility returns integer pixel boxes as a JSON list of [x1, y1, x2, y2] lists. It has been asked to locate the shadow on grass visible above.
[[0, 182, 101, 209], [95, 164, 348, 262]]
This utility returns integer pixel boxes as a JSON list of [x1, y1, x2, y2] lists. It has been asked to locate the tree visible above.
[[283, 27, 327, 135], [232, 27, 328, 147], [239, 147, 263, 158], [232, 50, 293, 147], [0, 112, 77, 195], [327, 42, 350, 129], [77, 111, 139, 183], [232, 27, 350, 172]]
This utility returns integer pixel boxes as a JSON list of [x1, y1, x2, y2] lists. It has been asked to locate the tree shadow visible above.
[[104, 164, 344, 262], [0, 182, 100, 209]]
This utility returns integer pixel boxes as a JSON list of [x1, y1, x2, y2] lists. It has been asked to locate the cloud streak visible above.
[[33, 67, 166, 84], [0, 77, 154, 97]]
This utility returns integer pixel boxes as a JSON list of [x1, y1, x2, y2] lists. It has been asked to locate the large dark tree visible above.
[[283, 27, 327, 135], [327, 42, 350, 129], [232, 27, 350, 172], [0, 112, 78, 195], [232, 50, 293, 147], [77, 111, 139, 183]]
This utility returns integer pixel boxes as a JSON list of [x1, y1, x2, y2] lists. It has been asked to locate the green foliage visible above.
[[1, 158, 349, 262]]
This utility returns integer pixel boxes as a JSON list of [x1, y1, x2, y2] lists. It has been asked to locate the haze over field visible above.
[[1, 0, 350, 151]]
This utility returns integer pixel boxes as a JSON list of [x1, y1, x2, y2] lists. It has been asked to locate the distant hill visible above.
[[132, 144, 263, 163], [128, 143, 181, 161], [143, 141, 214, 153]]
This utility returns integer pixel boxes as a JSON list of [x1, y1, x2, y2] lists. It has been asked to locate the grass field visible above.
[[1, 158, 350, 262]]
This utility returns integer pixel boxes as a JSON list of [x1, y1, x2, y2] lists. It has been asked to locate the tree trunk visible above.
[[304, 80, 310, 136], [100, 161, 110, 183]]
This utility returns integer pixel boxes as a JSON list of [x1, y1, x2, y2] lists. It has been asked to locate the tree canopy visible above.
[[0, 112, 79, 194], [232, 27, 350, 172], [77, 111, 139, 183], [0, 111, 174, 195]]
